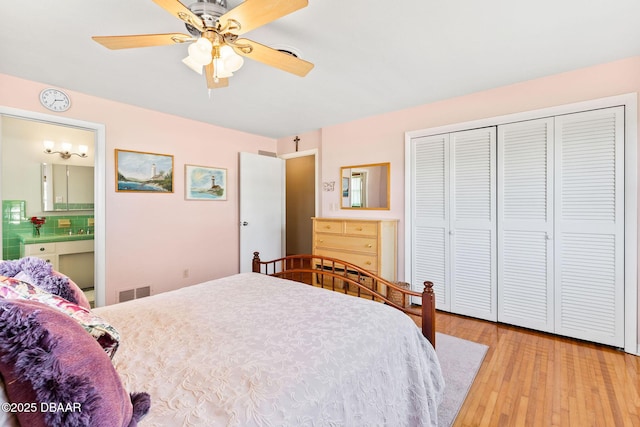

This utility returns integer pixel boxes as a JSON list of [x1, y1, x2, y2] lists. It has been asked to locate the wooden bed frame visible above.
[[252, 252, 437, 348]]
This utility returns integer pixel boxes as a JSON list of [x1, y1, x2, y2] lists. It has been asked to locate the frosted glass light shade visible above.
[[182, 56, 203, 74], [188, 38, 213, 66], [61, 142, 72, 153], [220, 45, 244, 72], [213, 57, 233, 78]]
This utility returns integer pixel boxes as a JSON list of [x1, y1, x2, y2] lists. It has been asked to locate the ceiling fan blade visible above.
[[92, 33, 192, 50], [205, 63, 229, 89], [219, 0, 308, 35], [152, 0, 205, 33], [233, 38, 313, 77]]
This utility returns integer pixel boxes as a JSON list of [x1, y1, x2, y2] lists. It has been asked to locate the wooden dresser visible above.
[[312, 218, 398, 283]]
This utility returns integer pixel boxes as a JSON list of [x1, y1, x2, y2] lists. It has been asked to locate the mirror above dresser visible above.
[[340, 162, 390, 210]]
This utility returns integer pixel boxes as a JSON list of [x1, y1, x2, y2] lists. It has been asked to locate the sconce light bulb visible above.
[[43, 140, 55, 151], [61, 142, 72, 153]]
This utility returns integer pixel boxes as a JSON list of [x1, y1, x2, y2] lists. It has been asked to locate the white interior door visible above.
[[239, 152, 285, 272]]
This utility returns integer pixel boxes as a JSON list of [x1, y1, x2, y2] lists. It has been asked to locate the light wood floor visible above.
[[435, 311, 640, 427]]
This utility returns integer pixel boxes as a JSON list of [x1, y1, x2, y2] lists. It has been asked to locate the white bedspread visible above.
[[95, 273, 444, 426]]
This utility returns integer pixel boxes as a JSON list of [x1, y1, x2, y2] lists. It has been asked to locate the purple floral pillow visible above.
[[0, 298, 150, 427], [0, 257, 91, 309]]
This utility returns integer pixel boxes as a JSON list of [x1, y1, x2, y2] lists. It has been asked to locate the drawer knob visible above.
[[366, 244, 372, 248], [356, 227, 363, 231], [365, 261, 372, 265], [319, 239, 324, 243], [325, 225, 331, 229], [39, 247, 45, 252]]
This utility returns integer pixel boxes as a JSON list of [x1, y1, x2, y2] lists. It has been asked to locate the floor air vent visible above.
[[136, 286, 151, 299], [119, 286, 151, 302]]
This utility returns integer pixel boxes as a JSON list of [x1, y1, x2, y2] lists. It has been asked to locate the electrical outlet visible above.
[[183, 269, 189, 279]]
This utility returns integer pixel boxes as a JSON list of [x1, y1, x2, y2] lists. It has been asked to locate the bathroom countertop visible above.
[[18, 233, 95, 245]]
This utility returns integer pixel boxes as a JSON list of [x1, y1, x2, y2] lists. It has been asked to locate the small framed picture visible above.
[[185, 164, 227, 201], [115, 149, 174, 193]]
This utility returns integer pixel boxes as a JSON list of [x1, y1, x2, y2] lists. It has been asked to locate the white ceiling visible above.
[[1, 0, 640, 139]]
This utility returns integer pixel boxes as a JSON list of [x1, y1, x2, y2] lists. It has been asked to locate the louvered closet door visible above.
[[450, 127, 497, 321], [410, 134, 450, 310], [554, 107, 625, 347], [497, 118, 554, 332]]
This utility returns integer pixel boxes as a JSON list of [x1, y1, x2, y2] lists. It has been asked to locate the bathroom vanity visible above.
[[19, 234, 95, 293]]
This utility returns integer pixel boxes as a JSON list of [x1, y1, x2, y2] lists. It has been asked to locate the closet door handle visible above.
[[449, 230, 455, 236], [546, 233, 552, 240]]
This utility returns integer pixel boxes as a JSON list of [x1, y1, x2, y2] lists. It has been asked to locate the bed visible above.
[[0, 254, 444, 427]]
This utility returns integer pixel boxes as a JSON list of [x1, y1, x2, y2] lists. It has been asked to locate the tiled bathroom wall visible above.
[[2, 200, 94, 260]]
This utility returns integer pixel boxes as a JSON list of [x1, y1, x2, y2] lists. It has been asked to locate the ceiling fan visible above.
[[92, 0, 314, 89]]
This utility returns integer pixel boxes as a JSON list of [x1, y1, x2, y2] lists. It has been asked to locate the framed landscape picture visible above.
[[115, 149, 174, 193], [185, 164, 227, 201]]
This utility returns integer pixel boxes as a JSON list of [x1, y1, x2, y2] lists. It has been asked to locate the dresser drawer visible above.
[[344, 221, 378, 236], [314, 220, 343, 234], [315, 249, 378, 272], [23, 242, 56, 255], [315, 234, 377, 254]]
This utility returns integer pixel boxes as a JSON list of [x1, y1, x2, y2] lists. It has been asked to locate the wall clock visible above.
[[39, 88, 71, 112]]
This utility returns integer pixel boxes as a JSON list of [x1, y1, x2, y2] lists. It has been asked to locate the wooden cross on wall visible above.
[[294, 135, 300, 152]]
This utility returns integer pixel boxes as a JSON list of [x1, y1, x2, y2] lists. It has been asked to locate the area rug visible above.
[[436, 332, 489, 427]]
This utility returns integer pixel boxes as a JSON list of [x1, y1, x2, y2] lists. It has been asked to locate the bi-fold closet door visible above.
[[499, 108, 625, 346], [409, 106, 625, 347], [410, 127, 497, 322], [497, 117, 555, 332]]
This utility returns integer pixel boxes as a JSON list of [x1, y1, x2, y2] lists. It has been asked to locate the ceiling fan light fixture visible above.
[[92, 0, 314, 89]]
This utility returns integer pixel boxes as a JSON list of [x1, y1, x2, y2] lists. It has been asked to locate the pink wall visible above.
[[0, 73, 275, 304]]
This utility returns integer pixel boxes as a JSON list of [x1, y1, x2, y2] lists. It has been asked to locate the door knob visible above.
[[241, 221, 249, 226]]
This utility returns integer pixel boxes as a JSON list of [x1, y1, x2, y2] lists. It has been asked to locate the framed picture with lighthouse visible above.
[[184, 164, 227, 201], [115, 149, 174, 193]]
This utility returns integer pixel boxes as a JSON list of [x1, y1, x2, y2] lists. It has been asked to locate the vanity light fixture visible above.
[[43, 140, 88, 159]]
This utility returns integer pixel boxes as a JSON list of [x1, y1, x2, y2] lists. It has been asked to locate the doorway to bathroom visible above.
[[0, 107, 106, 307]]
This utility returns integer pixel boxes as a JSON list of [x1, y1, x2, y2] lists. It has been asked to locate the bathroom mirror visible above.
[[42, 163, 94, 211], [340, 162, 390, 209]]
